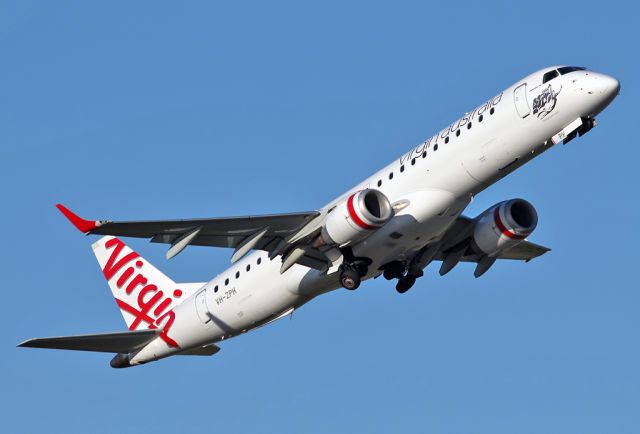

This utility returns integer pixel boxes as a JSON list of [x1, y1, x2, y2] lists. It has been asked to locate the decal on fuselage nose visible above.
[[532, 84, 561, 119]]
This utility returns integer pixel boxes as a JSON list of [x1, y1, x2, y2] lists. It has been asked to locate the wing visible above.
[[57, 204, 323, 263], [406, 215, 550, 278], [438, 215, 549, 261]]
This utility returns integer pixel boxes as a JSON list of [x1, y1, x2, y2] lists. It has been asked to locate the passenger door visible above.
[[513, 83, 530, 118]]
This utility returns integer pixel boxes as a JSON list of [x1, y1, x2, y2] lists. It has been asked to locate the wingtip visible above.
[[17, 338, 34, 348], [56, 204, 100, 233]]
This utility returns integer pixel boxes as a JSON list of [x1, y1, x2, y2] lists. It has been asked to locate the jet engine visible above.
[[472, 199, 538, 256], [319, 189, 393, 247]]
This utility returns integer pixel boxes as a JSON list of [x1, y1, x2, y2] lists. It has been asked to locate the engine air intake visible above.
[[321, 189, 393, 246], [473, 199, 538, 256]]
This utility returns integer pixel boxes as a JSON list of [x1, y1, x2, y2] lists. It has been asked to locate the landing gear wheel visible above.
[[383, 268, 403, 280], [383, 261, 405, 280], [353, 262, 369, 278], [395, 275, 416, 294], [340, 268, 361, 290]]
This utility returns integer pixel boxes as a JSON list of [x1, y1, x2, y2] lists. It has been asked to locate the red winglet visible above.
[[56, 204, 99, 233]]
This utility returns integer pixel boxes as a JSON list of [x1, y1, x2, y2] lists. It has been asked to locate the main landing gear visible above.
[[339, 260, 369, 290], [395, 275, 416, 294], [382, 260, 424, 294]]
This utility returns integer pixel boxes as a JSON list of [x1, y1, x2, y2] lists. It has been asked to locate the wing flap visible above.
[[17, 330, 160, 353]]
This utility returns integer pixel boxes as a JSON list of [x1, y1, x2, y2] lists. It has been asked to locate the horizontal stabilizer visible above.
[[17, 329, 160, 353], [178, 344, 220, 356]]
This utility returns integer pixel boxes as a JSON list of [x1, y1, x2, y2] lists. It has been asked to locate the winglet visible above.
[[56, 204, 103, 233]]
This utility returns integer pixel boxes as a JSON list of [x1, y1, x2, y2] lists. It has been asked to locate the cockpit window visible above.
[[558, 66, 586, 75], [542, 70, 559, 84]]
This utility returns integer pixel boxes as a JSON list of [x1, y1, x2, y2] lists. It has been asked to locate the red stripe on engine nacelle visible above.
[[493, 206, 527, 240], [347, 193, 376, 230]]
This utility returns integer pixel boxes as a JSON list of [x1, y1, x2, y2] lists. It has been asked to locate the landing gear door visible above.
[[513, 83, 530, 118]]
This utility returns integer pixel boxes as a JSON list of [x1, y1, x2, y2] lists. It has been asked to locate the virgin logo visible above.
[[102, 238, 181, 348]]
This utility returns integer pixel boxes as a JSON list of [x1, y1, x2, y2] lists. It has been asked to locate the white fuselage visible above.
[[131, 67, 619, 365]]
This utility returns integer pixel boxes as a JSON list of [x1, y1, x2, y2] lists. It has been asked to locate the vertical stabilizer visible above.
[[91, 236, 202, 347]]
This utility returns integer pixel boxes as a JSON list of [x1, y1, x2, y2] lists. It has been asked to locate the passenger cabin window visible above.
[[542, 70, 559, 83], [558, 66, 586, 75]]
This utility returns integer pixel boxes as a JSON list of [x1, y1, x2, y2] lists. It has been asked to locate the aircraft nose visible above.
[[607, 75, 621, 96], [581, 72, 620, 116], [594, 73, 620, 98]]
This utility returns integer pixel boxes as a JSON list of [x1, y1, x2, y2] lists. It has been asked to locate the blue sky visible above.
[[1, 1, 638, 433]]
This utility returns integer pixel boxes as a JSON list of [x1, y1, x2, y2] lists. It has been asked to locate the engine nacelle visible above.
[[320, 189, 393, 246], [472, 199, 538, 256]]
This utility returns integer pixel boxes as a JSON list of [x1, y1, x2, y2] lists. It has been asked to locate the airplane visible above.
[[18, 66, 620, 368]]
